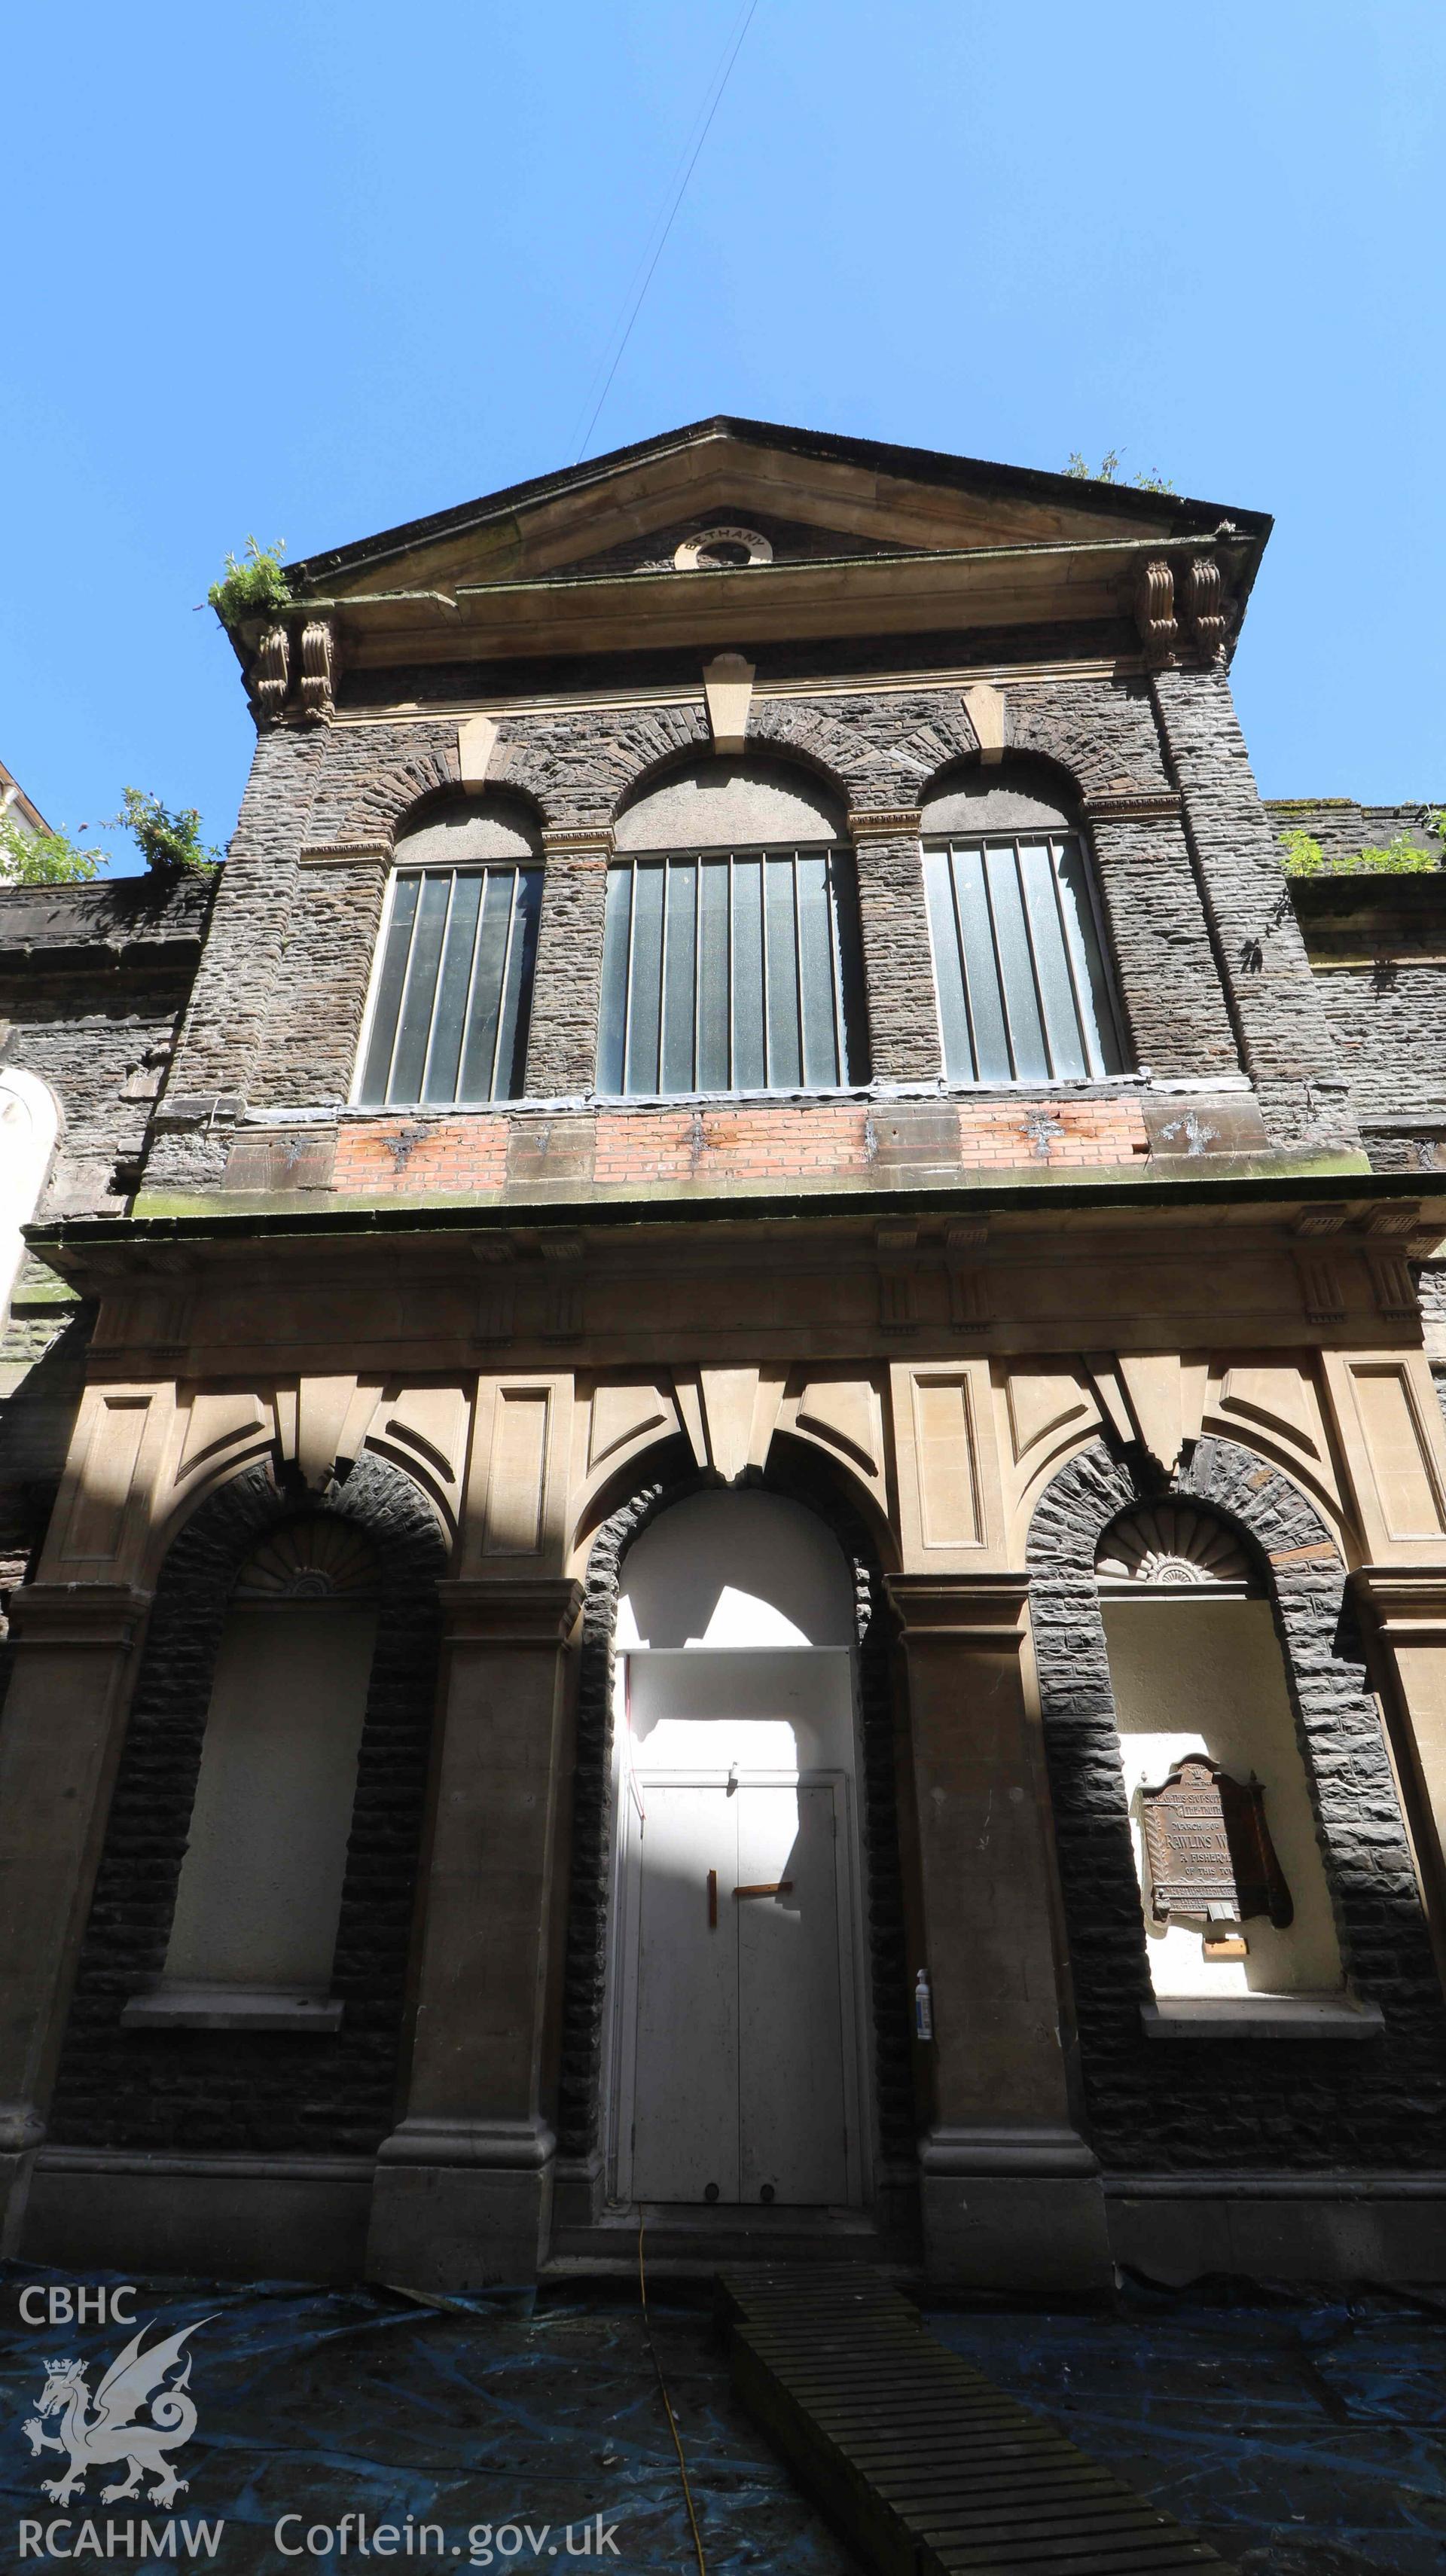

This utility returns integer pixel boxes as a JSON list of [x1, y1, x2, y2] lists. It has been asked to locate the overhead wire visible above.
[[574, 0, 763, 463]]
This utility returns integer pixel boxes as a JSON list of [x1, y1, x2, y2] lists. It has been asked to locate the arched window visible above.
[[355, 795, 542, 1106], [921, 764, 1126, 1082], [140, 1517, 380, 2022], [1097, 1503, 1344, 2002], [598, 758, 867, 1096]]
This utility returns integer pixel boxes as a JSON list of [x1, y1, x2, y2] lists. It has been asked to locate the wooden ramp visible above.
[[718, 2266, 1237, 2576]]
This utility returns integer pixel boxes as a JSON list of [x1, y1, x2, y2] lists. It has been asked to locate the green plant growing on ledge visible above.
[[207, 534, 290, 630], [108, 788, 221, 874], [1283, 823, 1442, 877], [1064, 450, 1177, 494], [0, 814, 104, 886]]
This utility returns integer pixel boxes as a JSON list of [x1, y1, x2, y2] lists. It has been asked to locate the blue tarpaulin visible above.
[[4, 2262, 1444, 2572]]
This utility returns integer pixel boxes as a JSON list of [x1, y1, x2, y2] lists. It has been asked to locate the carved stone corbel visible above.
[[1185, 557, 1232, 664], [297, 618, 340, 724], [1133, 560, 1178, 669], [249, 624, 291, 725]]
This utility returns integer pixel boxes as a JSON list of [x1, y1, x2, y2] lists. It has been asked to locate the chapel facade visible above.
[[2, 418, 1445, 2296]]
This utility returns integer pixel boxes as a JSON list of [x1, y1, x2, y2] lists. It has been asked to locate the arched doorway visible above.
[[604, 1488, 870, 2210]]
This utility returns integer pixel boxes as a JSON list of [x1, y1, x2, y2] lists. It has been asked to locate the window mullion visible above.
[[489, 871, 522, 1099], [622, 862, 640, 1096], [1013, 837, 1060, 1080], [1048, 836, 1101, 1078], [947, 847, 983, 1083]]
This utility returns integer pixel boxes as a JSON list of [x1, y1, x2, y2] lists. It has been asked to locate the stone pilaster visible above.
[[886, 1571, 1111, 2292], [847, 807, 945, 1085], [523, 828, 613, 1098], [0, 1582, 151, 2253], [1350, 1567, 1446, 1984], [1149, 665, 1363, 1156], [366, 1574, 582, 2290]]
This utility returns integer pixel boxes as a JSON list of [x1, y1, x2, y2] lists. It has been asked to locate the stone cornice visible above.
[[299, 841, 392, 869], [1081, 791, 1184, 824], [7, 1582, 153, 1650], [886, 1571, 1030, 1641], [437, 1575, 583, 1644], [540, 826, 615, 858], [848, 806, 923, 842], [1350, 1564, 1446, 1646]]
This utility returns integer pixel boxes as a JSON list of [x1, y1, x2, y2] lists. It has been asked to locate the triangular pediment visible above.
[[291, 417, 1264, 604]]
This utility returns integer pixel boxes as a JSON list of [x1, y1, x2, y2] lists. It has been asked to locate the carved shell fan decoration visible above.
[[234, 1518, 379, 1602], [1096, 1503, 1252, 1589]]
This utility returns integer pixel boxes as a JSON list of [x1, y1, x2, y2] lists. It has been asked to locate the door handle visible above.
[[707, 1868, 718, 1928], [733, 1882, 793, 1899]]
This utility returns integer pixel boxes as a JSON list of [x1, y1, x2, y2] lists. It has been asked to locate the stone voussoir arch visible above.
[[556, 1440, 915, 2183], [48, 1448, 451, 2158]]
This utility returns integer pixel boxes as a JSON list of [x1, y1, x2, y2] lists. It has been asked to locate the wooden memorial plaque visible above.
[[1140, 1753, 1292, 1928]]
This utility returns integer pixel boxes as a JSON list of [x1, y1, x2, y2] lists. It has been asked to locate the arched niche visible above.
[[0, 1065, 60, 1323], [163, 1517, 382, 1995], [49, 1454, 447, 2155], [1095, 1500, 1344, 2000], [615, 755, 844, 853], [922, 755, 1081, 838], [393, 789, 541, 866]]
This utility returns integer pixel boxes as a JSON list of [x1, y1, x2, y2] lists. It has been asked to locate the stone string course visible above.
[[1027, 1435, 1446, 2171], [49, 1456, 446, 2157], [331, 1095, 1151, 1197]]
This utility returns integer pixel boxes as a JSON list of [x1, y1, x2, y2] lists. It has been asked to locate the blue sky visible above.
[[5, 1, 1441, 875]]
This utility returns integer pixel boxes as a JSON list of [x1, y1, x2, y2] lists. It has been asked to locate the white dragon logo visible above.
[[23, 2315, 213, 2507]]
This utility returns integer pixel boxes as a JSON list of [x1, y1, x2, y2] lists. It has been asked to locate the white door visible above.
[[630, 1774, 853, 2206]]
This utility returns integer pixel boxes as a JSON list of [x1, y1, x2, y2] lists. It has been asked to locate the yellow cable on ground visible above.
[[638, 2217, 707, 2576]]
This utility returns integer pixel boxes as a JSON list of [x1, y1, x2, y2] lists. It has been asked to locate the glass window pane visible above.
[[983, 843, 1048, 1080], [764, 855, 802, 1088], [797, 853, 840, 1085], [1018, 839, 1088, 1079], [627, 861, 666, 1093], [596, 865, 633, 1095], [925, 847, 975, 1082], [731, 856, 765, 1088], [596, 841, 862, 1098], [493, 868, 541, 1100], [1055, 837, 1124, 1075], [456, 872, 511, 1101], [661, 859, 699, 1093], [358, 875, 419, 1103], [830, 850, 869, 1086], [389, 873, 452, 1103], [697, 858, 731, 1090], [423, 871, 484, 1101], [953, 846, 1011, 1080]]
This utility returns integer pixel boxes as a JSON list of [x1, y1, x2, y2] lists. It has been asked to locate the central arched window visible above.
[[598, 759, 867, 1097], [922, 765, 1127, 1083], [356, 796, 542, 1106]]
